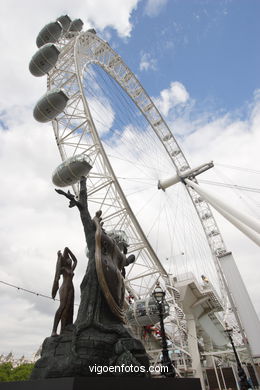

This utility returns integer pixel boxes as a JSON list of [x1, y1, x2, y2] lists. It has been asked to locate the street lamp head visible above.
[[153, 283, 165, 303], [224, 323, 233, 334]]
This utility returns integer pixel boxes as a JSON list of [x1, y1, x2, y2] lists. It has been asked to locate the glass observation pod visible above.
[[29, 43, 60, 77], [126, 297, 170, 327], [33, 89, 69, 123], [107, 230, 129, 245], [52, 154, 93, 187], [69, 19, 84, 32], [36, 21, 63, 48], [87, 28, 96, 34], [56, 15, 71, 32]]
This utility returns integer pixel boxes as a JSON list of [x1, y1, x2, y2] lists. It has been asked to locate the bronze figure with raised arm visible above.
[[55, 177, 135, 323], [51, 247, 77, 336]]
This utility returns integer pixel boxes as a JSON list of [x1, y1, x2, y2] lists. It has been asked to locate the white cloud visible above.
[[0, 111, 87, 356], [154, 81, 190, 116], [80, 0, 140, 37], [139, 52, 157, 71], [144, 0, 168, 17], [0, 0, 140, 111], [87, 96, 115, 136]]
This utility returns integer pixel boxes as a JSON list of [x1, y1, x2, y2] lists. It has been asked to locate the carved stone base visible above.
[[31, 325, 150, 379], [0, 377, 202, 390]]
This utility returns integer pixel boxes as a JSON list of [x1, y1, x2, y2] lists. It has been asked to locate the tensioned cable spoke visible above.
[[84, 65, 162, 150], [199, 179, 260, 193], [83, 65, 175, 176], [216, 163, 260, 175]]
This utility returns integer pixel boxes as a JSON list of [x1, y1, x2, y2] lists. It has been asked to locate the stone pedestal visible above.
[[31, 324, 150, 379], [0, 377, 202, 390]]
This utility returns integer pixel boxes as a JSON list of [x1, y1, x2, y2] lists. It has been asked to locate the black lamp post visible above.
[[224, 327, 252, 390], [153, 283, 175, 378]]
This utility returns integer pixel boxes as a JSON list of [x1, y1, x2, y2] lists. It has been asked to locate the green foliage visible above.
[[0, 362, 34, 382], [0, 363, 12, 382]]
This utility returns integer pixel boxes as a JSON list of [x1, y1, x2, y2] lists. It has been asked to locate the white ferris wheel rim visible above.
[[48, 30, 228, 315]]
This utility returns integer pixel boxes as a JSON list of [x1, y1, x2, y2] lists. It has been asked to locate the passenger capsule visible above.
[[202, 212, 211, 220], [171, 150, 180, 157], [36, 21, 62, 48], [163, 133, 173, 142], [87, 28, 96, 34], [69, 19, 83, 32], [179, 165, 189, 172], [52, 154, 93, 187], [208, 229, 219, 237], [29, 44, 60, 77], [126, 297, 169, 327], [56, 15, 71, 31], [195, 196, 203, 204], [33, 89, 69, 123]]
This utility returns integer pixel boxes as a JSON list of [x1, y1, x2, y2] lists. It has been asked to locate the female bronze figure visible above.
[[51, 247, 77, 336]]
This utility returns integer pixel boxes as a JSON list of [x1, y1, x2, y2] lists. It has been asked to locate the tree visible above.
[[0, 362, 34, 382], [0, 363, 12, 382]]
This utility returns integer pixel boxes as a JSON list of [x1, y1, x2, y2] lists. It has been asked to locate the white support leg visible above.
[[218, 252, 260, 385], [185, 179, 260, 234], [186, 313, 206, 390], [205, 197, 260, 247]]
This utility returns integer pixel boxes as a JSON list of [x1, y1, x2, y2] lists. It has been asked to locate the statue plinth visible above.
[[31, 324, 149, 379], [0, 377, 202, 390]]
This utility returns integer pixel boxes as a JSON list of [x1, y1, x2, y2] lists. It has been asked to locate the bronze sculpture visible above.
[[31, 176, 150, 379], [55, 177, 135, 326], [94, 213, 135, 322], [51, 247, 77, 336]]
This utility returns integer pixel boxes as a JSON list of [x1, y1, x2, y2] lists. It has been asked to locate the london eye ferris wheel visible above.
[[29, 14, 258, 374]]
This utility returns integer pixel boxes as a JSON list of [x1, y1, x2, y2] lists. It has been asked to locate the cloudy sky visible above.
[[0, 0, 259, 358]]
